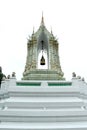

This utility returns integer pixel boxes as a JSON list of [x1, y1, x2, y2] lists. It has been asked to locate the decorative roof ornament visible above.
[[33, 26, 35, 34], [51, 26, 53, 34], [41, 12, 45, 26]]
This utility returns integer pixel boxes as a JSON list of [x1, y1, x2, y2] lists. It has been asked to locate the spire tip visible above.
[[41, 11, 44, 26], [33, 26, 34, 34]]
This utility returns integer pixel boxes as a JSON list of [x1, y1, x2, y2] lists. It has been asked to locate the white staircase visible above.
[[0, 77, 87, 130]]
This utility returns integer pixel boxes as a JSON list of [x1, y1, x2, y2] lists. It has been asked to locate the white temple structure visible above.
[[22, 14, 64, 80], [0, 15, 87, 130]]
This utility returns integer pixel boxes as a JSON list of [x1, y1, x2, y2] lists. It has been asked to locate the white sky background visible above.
[[0, 0, 87, 81]]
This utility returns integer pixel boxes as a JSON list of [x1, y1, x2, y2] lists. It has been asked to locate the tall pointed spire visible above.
[[51, 26, 53, 34], [33, 26, 34, 34], [41, 12, 45, 26]]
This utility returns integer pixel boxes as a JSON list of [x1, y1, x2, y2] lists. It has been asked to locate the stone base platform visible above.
[[22, 70, 64, 80]]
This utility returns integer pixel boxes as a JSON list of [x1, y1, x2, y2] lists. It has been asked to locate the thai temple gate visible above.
[[0, 15, 87, 130]]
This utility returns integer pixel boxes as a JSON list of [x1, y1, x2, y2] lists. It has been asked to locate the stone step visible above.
[[0, 109, 87, 122], [5, 97, 84, 109], [0, 122, 87, 129]]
